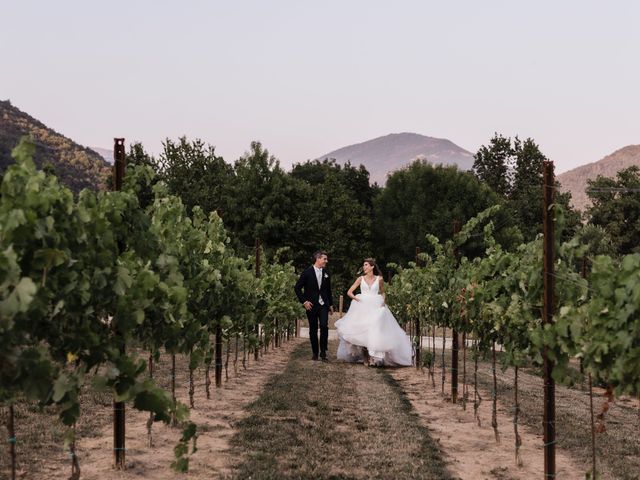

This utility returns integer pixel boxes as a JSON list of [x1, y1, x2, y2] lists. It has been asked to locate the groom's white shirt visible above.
[[313, 266, 325, 305]]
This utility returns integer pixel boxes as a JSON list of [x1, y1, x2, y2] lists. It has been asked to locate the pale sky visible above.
[[2, 1, 639, 173]]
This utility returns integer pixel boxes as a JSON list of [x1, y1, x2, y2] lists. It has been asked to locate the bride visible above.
[[335, 259, 413, 367]]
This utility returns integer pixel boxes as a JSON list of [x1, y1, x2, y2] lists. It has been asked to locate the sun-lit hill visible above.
[[558, 145, 640, 212], [0, 100, 110, 192], [316, 132, 474, 184]]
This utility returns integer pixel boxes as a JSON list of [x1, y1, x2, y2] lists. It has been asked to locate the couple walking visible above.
[[294, 251, 412, 367]]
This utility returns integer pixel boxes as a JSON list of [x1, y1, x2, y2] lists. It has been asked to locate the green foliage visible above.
[[420, 349, 435, 369], [155, 144, 376, 297], [472, 134, 580, 242], [556, 254, 640, 395], [0, 137, 301, 471], [124, 143, 158, 209], [373, 160, 510, 266], [291, 158, 378, 209], [224, 142, 295, 248], [472, 133, 512, 196], [290, 159, 377, 294], [170, 421, 198, 472], [155, 137, 234, 216], [387, 205, 638, 396], [586, 166, 640, 255]]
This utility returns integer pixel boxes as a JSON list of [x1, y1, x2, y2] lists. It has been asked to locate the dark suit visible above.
[[294, 266, 333, 357]]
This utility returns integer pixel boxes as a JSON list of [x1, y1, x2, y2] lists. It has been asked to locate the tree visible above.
[[570, 224, 615, 258], [224, 141, 302, 252], [474, 134, 580, 242], [472, 133, 512, 197], [157, 137, 233, 216], [509, 137, 547, 240], [226, 153, 375, 296], [291, 159, 379, 209], [293, 173, 372, 296], [373, 160, 515, 266], [586, 166, 640, 255], [125, 142, 159, 210]]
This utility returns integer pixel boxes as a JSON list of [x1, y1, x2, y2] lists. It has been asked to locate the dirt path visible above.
[[228, 340, 451, 479], [389, 366, 586, 480]]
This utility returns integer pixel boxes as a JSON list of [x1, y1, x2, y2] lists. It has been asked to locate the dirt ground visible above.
[[2, 334, 638, 479], [389, 367, 584, 479], [1, 339, 298, 480], [472, 356, 640, 480], [393, 346, 640, 480]]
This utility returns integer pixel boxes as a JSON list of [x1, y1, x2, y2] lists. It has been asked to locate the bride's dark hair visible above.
[[362, 258, 382, 276]]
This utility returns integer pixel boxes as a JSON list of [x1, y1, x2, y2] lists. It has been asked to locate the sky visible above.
[[1, 0, 639, 173]]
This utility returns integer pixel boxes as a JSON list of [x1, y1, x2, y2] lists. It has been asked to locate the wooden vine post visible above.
[[415, 246, 421, 369], [254, 238, 261, 361], [215, 323, 223, 387], [215, 226, 226, 384], [147, 353, 154, 447], [113, 137, 126, 470], [274, 240, 280, 347], [582, 256, 597, 479], [451, 220, 461, 403], [8, 404, 16, 480], [542, 160, 556, 479]]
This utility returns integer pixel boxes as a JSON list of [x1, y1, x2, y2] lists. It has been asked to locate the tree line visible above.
[[105, 132, 636, 298]]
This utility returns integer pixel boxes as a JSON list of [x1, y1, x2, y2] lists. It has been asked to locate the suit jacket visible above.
[[294, 266, 333, 307]]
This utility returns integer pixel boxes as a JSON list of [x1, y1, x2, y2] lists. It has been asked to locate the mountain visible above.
[[90, 146, 113, 164], [316, 132, 475, 184], [0, 100, 110, 192], [558, 145, 640, 212]]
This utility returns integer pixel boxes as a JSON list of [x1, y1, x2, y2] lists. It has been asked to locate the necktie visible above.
[[317, 268, 324, 305]]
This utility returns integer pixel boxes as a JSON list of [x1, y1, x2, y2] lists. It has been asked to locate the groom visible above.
[[294, 251, 334, 361]]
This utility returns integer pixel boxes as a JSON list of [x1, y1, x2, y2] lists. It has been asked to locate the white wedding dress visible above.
[[335, 276, 413, 366]]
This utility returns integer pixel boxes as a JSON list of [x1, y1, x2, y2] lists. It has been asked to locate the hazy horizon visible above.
[[2, 1, 639, 174]]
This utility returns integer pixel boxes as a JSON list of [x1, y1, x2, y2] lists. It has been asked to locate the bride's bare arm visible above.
[[347, 277, 362, 301]]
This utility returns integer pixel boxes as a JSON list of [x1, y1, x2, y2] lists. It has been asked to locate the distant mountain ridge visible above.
[[558, 145, 640, 212], [90, 146, 113, 164], [316, 132, 475, 184], [0, 100, 110, 192]]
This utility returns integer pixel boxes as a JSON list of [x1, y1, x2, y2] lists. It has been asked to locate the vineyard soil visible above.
[[390, 367, 584, 479], [3, 337, 638, 479], [473, 356, 640, 480], [0, 340, 298, 479]]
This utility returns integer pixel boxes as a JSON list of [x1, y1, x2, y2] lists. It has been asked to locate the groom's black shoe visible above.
[[312, 354, 319, 361], [320, 352, 328, 362]]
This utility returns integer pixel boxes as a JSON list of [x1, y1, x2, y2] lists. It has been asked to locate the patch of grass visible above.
[[378, 369, 457, 473], [229, 341, 452, 479]]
